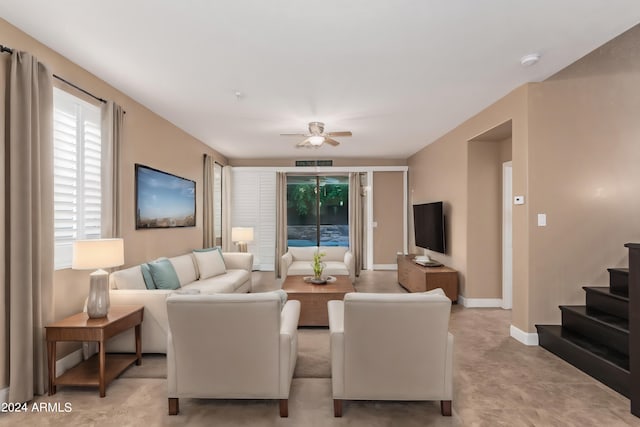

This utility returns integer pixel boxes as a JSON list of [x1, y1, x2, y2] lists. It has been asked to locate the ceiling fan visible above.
[[281, 122, 352, 148]]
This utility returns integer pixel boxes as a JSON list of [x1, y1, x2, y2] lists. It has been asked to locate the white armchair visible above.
[[328, 289, 454, 417], [281, 246, 355, 282], [166, 292, 301, 417]]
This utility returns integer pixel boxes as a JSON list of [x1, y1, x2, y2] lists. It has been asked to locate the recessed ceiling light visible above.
[[520, 53, 541, 67]]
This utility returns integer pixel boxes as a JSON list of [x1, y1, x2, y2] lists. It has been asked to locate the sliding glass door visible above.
[[287, 175, 349, 247]]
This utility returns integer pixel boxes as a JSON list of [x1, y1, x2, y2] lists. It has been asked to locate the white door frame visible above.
[[502, 161, 513, 309]]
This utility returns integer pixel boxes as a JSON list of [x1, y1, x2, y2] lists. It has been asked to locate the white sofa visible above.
[[167, 292, 301, 417], [280, 246, 355, 282], [328, 289, 454, 417], [107, 251, 253, 354]]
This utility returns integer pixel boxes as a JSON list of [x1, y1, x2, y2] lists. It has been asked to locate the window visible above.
[[287, 175, 349, 247], [231, 169, 276, 270], [53, 88, 102, 269]]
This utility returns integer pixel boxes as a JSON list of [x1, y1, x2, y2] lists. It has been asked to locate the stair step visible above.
[[560, 305, 628, 356], [608, 268, 629, 296], [536, 324, 629, 397], [583, 286, 628, 320]]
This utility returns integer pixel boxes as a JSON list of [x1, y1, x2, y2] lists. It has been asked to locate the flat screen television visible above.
[[135, 164, 196, 229], [413, 201, 446, 254]]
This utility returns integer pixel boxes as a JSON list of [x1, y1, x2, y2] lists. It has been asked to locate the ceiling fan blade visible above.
[[281, 133, 310, 137], [296, 138, 311, 147], [325, 131, 352, 137], [324, 137, 340, 146]]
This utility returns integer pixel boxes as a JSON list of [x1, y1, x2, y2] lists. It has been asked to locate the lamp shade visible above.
[[72, 238, 125, 270], [231, 227, 254, 242]]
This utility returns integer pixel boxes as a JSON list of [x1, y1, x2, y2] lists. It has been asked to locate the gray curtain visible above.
[[275, 172, 287, 278], [203, 154, 215, 248], [221, 165, 233, 251], [5, 51, 54, 401], [101, 100, 123, 238], [349, 172, 364, 277]]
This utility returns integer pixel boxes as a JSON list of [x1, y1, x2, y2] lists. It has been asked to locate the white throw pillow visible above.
[[110, 265, 146, 290], [168, 254, 198, 285], [193, 249, 227, 280]]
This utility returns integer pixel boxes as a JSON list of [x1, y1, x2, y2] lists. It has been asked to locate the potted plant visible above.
[[312, 251, 326, 282]]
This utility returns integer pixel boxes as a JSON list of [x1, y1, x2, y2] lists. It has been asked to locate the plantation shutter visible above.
[[231, 170, 276, 270], [53, 88, 102, 269]]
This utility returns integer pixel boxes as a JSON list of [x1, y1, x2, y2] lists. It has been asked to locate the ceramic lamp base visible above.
[[236, 241, 248, 252], [87, 269, 110, 318]]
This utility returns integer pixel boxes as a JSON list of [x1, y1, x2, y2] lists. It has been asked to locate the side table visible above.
[[46, 305, 144, 397]]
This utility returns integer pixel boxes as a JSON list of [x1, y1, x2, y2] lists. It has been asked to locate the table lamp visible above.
[[72, 238, 124, 318], [231, 227, 254, 252]]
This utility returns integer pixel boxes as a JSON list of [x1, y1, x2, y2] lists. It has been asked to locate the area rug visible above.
[[119, 328, 331, 379]]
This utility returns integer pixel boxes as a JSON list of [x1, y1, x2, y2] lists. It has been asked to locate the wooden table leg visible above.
[[99, 341, 106, 397], [135, 324, 142, 365], [47, 340, 56, 395]]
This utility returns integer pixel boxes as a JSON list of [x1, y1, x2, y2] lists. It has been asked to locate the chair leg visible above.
[[441, 400, 452, 416], [168, 398, 179, 415], [334, 399, 343, 417], [279, 399, 288, 417]]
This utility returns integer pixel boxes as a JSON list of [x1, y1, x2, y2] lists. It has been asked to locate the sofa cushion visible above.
[[183, 269, 250, 294], [287, 261, 314, 276], [320, 246, 348, 261], [193, 248, 226, 279], [287, 260, 350, 277], [288, 246, 318, 261], [110, 265, 146, 290], [148, 259, 181, 290], [169, 254, 198, 285], [323, 261, 350, 276], [140, 263, 156, 289]]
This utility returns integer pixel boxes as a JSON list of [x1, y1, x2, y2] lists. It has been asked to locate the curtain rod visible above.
[[1, 43, 107, 104]]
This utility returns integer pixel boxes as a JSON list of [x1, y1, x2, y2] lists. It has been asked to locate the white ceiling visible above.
[[1, 1, 640, 160]]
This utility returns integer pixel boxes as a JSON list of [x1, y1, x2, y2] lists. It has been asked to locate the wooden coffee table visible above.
[[282, 275, 355, 326]]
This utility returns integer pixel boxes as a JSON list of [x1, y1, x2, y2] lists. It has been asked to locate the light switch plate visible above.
[[537, 214, 547, 226], [514, 196, 525, 205]]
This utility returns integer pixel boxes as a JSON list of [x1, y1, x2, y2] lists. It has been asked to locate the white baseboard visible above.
[[458, 295, 503, 308], [373, 264, 398, 271], [510, 324, 539, 346], [56, 348, 84, 377], [0, 349, 83, 403]]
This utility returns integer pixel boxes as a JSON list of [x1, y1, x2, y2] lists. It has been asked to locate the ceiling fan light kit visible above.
[[309, 136, 325, 145], [281, 121, 352, 148]]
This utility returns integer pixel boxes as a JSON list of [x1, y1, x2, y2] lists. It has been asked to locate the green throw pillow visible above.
[[140, 263, 156, 289], [148, 259, 180, 290]]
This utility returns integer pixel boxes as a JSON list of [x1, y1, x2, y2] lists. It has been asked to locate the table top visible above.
[[45, 305, 144, 330], [282, 275, 355, 294]]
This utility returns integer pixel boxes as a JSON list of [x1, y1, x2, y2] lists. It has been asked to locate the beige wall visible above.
[[229, 158, 407, 167], [466, 137, 512, 298], [408, 87, 529, 313], [0, 17, 227, 381], [372, 172, 405, 265], [409, 24, 640, 333], [526, 25, 640, 328]]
